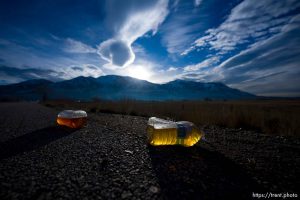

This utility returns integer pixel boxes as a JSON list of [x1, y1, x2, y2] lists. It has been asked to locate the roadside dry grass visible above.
[[43, 99, 300, 136]]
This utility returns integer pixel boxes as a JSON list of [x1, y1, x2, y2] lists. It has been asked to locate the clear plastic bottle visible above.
[[57, 110, 87, 128], [147, 117, 204, 147]]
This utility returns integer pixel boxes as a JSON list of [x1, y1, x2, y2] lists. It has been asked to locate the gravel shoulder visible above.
[[0, 102, 299, 199]]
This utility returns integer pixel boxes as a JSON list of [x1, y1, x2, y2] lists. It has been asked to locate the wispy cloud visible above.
[[0, 64, 104, 84], [0, 38, 105, 83], [194, 0, 202, 7], [181, 14, 300, 96], [217, 15, 300, 96], [183, 56, 220, 72], [0, 66, 64, 84], [183, 0, 300, 55], [161, 0, 204, 54], [63, 38, 97, 54], [63, 64, 104, 79], [167, 67, 177, 72], [98, 0, 169, 67], [71, 66, 83, 71]]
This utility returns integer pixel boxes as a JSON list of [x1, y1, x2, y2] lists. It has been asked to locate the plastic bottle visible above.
[[147, 117, 204, 147], [57, 110, 87, 128]]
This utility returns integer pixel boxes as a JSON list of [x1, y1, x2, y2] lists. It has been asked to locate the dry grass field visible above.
[[43, 99, 300, 137]]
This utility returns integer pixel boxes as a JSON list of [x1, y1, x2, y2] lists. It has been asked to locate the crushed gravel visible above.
[[0, 102, 299, 199]]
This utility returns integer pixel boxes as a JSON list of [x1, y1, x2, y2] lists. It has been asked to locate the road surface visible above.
[[0, 102, 299, 199]]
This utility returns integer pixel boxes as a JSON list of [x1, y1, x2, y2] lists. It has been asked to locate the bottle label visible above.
[[177, 124, 187, 138]]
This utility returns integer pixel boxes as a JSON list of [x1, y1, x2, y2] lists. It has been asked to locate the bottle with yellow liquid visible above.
[[147, 117, 204, 147], [57, 110, 87, 129]]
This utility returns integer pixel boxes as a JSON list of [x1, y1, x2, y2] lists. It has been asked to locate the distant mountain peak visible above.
[[13, 79, 53, 86], [0, 75, 256, 101]]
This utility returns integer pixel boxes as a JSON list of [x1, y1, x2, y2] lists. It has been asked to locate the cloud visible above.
[[87, 65, 98, 70], [65, 64, 104, 79], [181, 14, 300, 96], [98, 0, 169, 67], [194, 0, 202, 7], [179, 66, 220, 83], [0, 66, 64, 84], [63, 38, 97, 54], [161, 0, 203, 54], [183, 56, 220, 72], [219, 17, 300, 96], [98, 39, 135, 67], [0, 64, 104, 85], [167, 67, 177, 71], [71, 66, 84, 71], [184, 0, 300, 55], [0, 38, 105, 83], [0, 38, 105, 77]]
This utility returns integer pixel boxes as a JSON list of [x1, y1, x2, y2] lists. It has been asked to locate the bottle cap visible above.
[[57, 110, 87, 119]]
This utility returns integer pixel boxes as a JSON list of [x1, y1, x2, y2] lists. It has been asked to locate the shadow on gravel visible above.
[[149, 145, 264, 200], [0, 126, 76, 160]]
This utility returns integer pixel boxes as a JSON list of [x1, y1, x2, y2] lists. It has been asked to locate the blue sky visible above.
[[0, 0, 299, 96]]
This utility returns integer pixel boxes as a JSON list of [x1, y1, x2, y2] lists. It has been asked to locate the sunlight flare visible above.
[[128, 65, 152, 81]]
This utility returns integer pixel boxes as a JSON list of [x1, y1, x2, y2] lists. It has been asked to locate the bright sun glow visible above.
[[128, 66, 152, 81]]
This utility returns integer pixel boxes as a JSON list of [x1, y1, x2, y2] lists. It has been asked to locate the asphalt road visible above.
[[0, 102, 299, 199]]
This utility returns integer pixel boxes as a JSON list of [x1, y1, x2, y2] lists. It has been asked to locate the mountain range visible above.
[[0, 75, 256, 101]]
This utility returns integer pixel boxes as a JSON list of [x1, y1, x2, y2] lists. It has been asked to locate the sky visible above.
[[0, 0, 299, 97]]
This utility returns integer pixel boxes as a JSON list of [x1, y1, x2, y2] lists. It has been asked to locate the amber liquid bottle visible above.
[[147, 117, 203, 147], [57, 110, 87, 129]]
